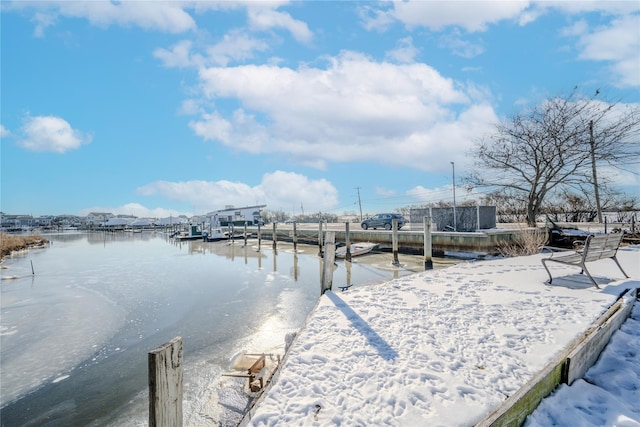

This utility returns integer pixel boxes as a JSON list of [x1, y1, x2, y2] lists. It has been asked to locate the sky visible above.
[[1, 1, 639, 219]]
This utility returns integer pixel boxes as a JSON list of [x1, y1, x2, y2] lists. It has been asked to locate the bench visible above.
[[541, 233, 629, 289]]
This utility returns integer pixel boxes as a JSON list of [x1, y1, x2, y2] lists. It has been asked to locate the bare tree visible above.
[[468, 89, 640, 226]]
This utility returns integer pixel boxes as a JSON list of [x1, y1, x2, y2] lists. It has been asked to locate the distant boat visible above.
[[174, 225, 204, 241], [203, 228, 227, 242], [335, 242, 377, 259]]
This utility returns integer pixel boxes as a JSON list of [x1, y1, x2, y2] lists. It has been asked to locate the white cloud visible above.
[[136, 171, 339, 213], [385, 37, 419, 64], [365, 1, 530, 32], [247, 6, 313, 43], [573, 14, 640, 88], [0, 124, 10, 138], [191, 52, 497, 175], [32, 11, 58, 38], [9, 1, 197, 35], [18, 115, 92, 153], [155, 31, 271, 69], [437, 30, 485, 58], [154, 40, 200, 68], [205, 30, 271, 66]]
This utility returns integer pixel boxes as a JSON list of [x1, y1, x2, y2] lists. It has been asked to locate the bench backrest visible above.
[[582, 233, 624, 262]]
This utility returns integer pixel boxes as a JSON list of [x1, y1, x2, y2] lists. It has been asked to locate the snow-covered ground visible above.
[[525, 302, 640, 427], [244, 245, 640, 426]]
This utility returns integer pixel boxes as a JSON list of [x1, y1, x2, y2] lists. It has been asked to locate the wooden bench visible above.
[[541, 233, 629, 289]]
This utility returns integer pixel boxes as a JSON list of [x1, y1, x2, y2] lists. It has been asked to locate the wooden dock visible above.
[[246, 223, 535, 256]]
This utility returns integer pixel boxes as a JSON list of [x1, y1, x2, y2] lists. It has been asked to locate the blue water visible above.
[[0, 232, 419, 426]]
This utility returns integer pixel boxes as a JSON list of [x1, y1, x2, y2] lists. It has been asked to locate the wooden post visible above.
[[424, 216, 433, 270], [272, 222, 277, 253], [392, 218, 399, 266], [149, 336, 183, 427], [318, 221, 324, 256], [604, 217, 608, 234], [244, 221, 248, 245], [257, 223, 262, 252], [293, 222, 298, 253], [321, 232, 335, 295], [345, 222, 352, 262]]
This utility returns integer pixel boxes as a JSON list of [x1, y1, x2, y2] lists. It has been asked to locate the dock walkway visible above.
[[238, 245, 639, 426]]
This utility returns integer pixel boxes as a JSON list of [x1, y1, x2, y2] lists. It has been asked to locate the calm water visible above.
[[0, 232, 424, 426]]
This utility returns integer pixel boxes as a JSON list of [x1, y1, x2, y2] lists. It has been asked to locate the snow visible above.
[[244, 246, 640, 426], [525, 303, 640, 427]]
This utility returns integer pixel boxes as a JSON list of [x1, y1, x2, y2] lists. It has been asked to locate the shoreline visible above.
[[0, 233, 49, 262]]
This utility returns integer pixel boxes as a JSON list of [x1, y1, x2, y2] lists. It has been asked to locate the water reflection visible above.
[[0, 232, 430, 426]]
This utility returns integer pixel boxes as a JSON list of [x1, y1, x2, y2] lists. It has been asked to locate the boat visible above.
[[203, 228, 228, 242], [335, 242, 378, 259], [174, 225, 204, 241]]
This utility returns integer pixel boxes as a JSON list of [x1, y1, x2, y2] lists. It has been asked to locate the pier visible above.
[[248, 222, 534, 256]]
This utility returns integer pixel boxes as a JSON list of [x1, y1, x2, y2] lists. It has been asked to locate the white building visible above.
[[206, 205, 266, 226]]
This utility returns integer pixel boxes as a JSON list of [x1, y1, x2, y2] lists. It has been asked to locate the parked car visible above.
[[361, 213, 405, 230]]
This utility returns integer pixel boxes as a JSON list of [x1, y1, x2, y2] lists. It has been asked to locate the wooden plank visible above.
[[249, 354, 266, 374], [476, 353, 567, 427], [149, 336, 183, 427], [565, 290, 636, 385]]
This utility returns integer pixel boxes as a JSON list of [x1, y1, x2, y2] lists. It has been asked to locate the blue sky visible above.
[[1, 1, 639, 218]]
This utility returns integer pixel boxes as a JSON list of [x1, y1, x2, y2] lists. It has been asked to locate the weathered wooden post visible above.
[[257, 223, 262, 252], [149, 336, 183, 427], [317, 221, 324, 256], [392, 218, 399, 266], [244, 221, 248, 245], [345, 222, 352, 262], [293, 221, 298, 253], [272, 222, 278, 253], [424, 216, 433, 270], [321, 232, 336, 295]]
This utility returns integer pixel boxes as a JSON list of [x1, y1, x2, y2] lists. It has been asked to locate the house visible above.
[[206, 205, 267, 226], [86, 212, 114, 225]]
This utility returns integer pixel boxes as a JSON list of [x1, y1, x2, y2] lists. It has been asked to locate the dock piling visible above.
[[345, 222, 352, 262], [321, 232, 336, 295], [424, 216, 433, 270], [392, 219, 399, 266], [272, 223, 277, 254], [148, 336, 183, 427], [293, 222, 298, 252], [318, 221, 324, 256]]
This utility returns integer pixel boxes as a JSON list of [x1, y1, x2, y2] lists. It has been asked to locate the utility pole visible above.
[[451, 162, 457, 232], [589, 121, 603, 223], [356, 187, 363, 222]]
